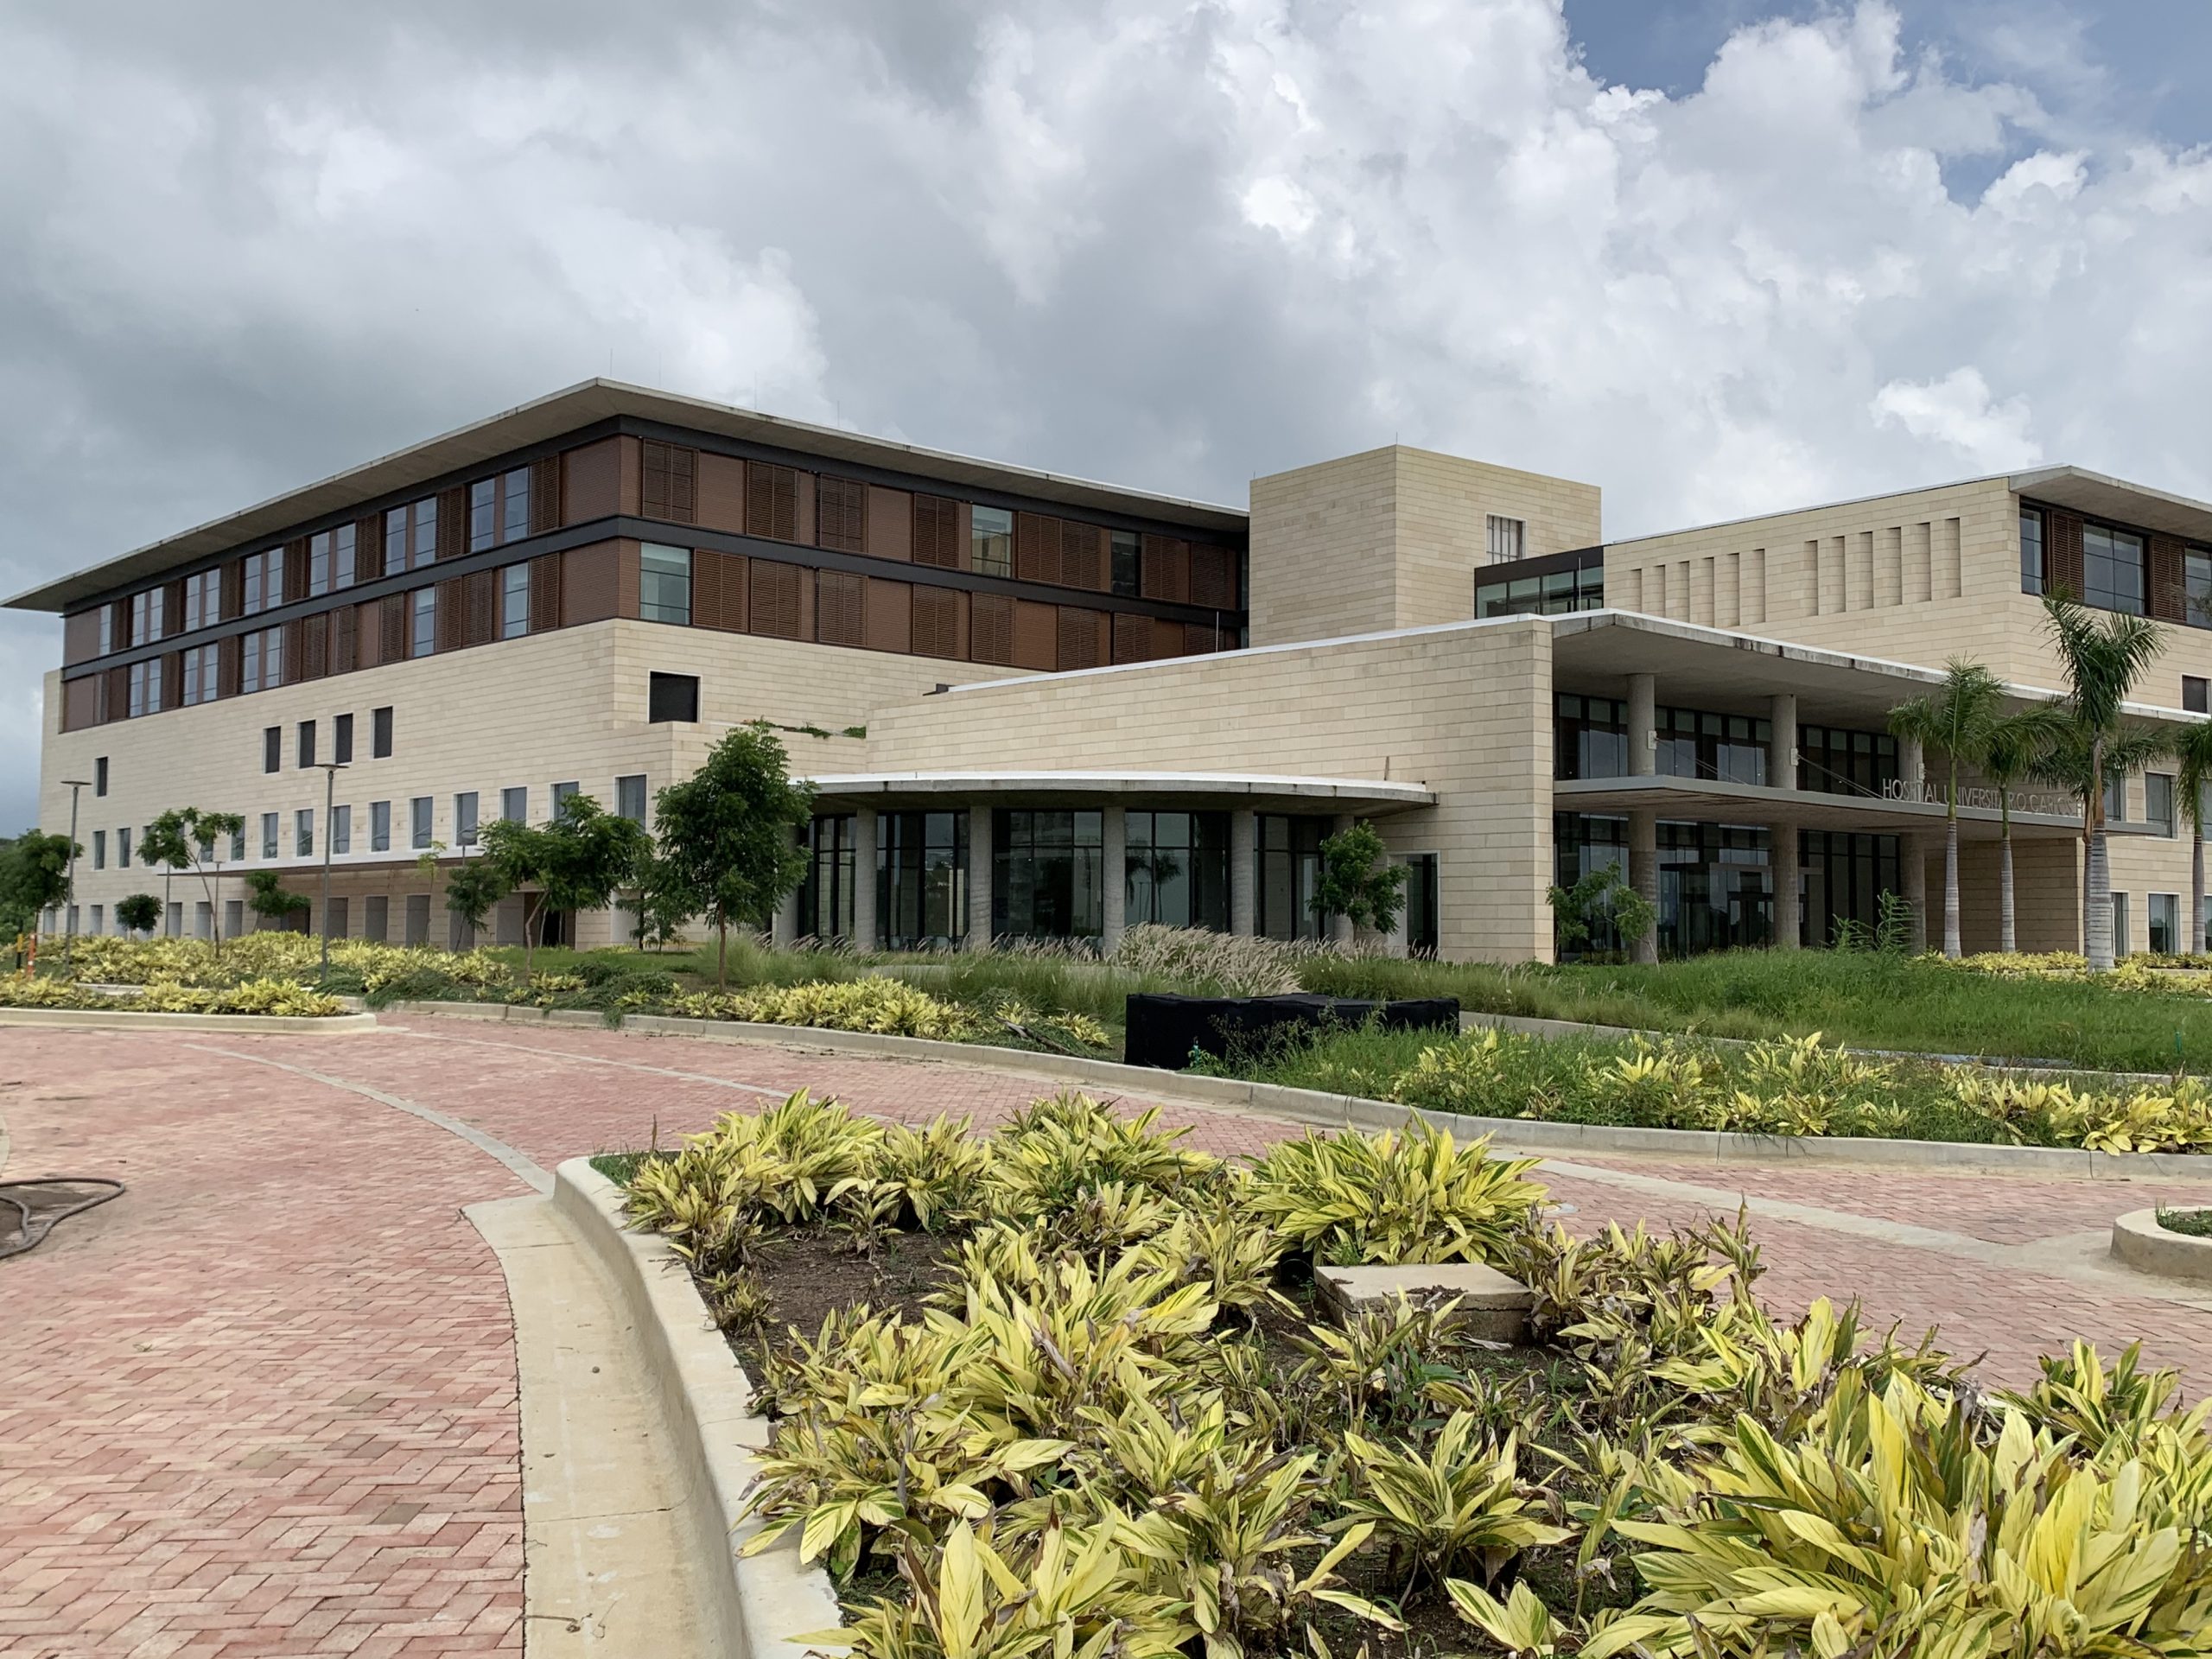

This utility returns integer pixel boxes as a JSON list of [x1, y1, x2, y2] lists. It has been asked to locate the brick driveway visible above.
[[4, 1014, 2212, 1655]]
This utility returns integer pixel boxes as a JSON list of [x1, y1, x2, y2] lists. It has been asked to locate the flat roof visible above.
[[7, 379, 1249, 614]]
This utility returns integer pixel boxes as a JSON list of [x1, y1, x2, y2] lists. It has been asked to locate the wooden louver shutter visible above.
[[283, 617, 309, 680], [749, 560, 802, 638], [1141, 534, 1191, 602], [530, 455, 563, 533], [1185, 621, 1223, 655], [692, 550, 747, 632], [283, 538, 310, 603], [380, 594, 408, 662], [467, 569, 498, 645], [641, 441, 697, 524], [1015, 512, 1061, 586], [333, 604, 358, 674], [817, 477, 867, 553], [970, 594, 1014, 665], [217, 634, 242, 698], [1061, 523, 1104, 591], [436, 578, 467, 651], [912, 495, 961, 569], [2048, 511, 2085, 599], [104, 664, 128, 721], [1056, 607, 1103, 671], [817, 570, 865, 647], [299, 614, 328, 681], [2150, 537, 2187, 624], [436, 486, 467, 561], [530, 553, 563, 634], [1190, 543, 1236, 610], [220, 561, 245, 620], [1113, 612, 1153, 664], [164, 578, 188, 634], [160, 651, 184, 708], [912, 586, 961, 659], [746, 463, 798, 542], [355, 516, 385, 583]]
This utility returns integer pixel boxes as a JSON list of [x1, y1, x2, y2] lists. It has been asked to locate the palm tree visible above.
[[1980, 705, 2069, 953], [2175, 720, 2212, 958], [2039, 594, 2167, 971], [1889, 659, 2005, 958], [2033, 719, 2171, 959]]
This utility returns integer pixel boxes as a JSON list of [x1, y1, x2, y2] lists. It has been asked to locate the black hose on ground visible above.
[[0, 1179, 124, 1260]]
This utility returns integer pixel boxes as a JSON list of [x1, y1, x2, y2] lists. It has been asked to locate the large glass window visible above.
[[1485, 515, 1524, 563], [1658, 822, 1771, 955], [502, 563, 530, 639], [127, 659, 161, 716], [308, 525, 355, 595], [332, 805, 351, 855], [1554, 694, 1628, 780], [455, 791, 480, 846], [1110, 531, 1141, 597], [296, 810, 314, 857], [615, 775, 646, 826], [2189, 550, 2212, 629], [371, 801, 391, 852], [183, 569, 221, 631], [410, 797, 433, 849], [1125, 810, 1230, 931], [1477, 565, 1603, 618], [2151, 893, 2180, 957], [411, 587, 436, 658], [240, 626, 283, 694], [242, 550, 281, 615], [1404, 853, 1440, 956], [386, 499, 439, 572], [2084, 523, 2145, 615], [971, 505, 1014, 578], [2148, 772, 2177, 836], [1552, 814, 1628, 958], [502, 786, 528, 823], [181, 644, 218, 705], [1797, 725, 1898, 798], [1801, 830, 1903, 950], [799, 814, 856, 941], [2020, 508, 2045, 596], [1256, 815, 1327, 941], [880, 811, 968, 949], [130, 588, 165, 645], [503, 467, 531, 542], [639, 543, 692, 624], [470, 478, 498, 552], [2113, 891, 2132, 957], [994, 810, 1102, 942], [1656, 707, 1769, 785], [2106, 772, 2128, 824], [260, 812, 279, 859]]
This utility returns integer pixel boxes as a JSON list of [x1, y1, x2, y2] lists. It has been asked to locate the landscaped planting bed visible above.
[[608, 1091, 2212, 1657], [0, 970, 343, 1016]]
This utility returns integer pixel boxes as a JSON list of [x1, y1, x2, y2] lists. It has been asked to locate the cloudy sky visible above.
[[3, 0, 2208, 834]]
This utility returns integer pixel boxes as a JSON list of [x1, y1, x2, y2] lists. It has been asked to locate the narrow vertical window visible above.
[[454, 791, 480, 846], [332, 804, 352, 855], [501, 563, 530, 638], [470, 479, 496, 551], [2020, 508, 2045, 596], [503, 467, 531, 542], [639, 543, 692, 624], [411, 587, 436, 657], [333, 712, 353, 765]]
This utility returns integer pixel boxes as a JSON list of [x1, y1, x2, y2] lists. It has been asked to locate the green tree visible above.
[[480, 792, 651, 979], [116, 893, 162, 937], [444, 856, 509, 950], [137, 816, 192, 934], [1979, 705, 2069, 955], [1311, 821, 1410, 938], [1887, 659, 2005, 959], [2039, 593, 2167, 971], [144, 808, 246, 951], [652, 724, 816, 986], [0, 830, 79, 939], [1545, 863, 1656, 958], [2175, 720, 2212, 958], [244, 869, 310, 932], [627, 849, 695, 951]]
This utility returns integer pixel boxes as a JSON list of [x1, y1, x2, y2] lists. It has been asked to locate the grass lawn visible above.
[[2159, 1207, 2212, 1237]]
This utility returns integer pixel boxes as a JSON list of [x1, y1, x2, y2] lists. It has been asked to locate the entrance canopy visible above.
[[802, 771, 1435, 816]]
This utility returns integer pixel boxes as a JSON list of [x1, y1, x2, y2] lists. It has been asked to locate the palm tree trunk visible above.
[[1942, 813, 1961, 958], [1999, 817, 2016, 954], [2196, 825, 2206, 959], [718, 917, 728, 989], [2088, 828, 2115, 972]]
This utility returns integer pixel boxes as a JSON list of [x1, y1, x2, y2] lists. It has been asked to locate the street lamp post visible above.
[[316, 762, 346, 984], [59, 779, 91, 970]]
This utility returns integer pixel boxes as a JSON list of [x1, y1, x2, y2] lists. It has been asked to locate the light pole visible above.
[[316, 762, 346, 983], [59, 779, 91, 970]]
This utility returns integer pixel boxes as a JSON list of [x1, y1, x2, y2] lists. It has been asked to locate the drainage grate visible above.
[[0, 1179, 124, 1260]]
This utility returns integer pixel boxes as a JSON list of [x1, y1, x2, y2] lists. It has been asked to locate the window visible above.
[[2106, 772, 2128, 824], [98, 607, 112, 655], [181, 643, 219, 705], [230, 825, 245, 861], [1486, 515, 1525, 563], [261, 812, 279, 858], [1110, 531, 1141, 597], [296, 809, 314, 856], [2188, 677, 2209, 715], [241, 626, 283, 693], [2189, 550, 2212, 629], [94, 757, 108, 796], [1477, 564, 1605, 618], [385, 499, 439, 572], [501, 563, 530, 639], [242, 550, 282, 615], [2148, 772, 2177, 836], [502, 786, 527, 823], [372, 706, 393, 758], [799, 815, 856, 939], [1656, 706, 1770, 785], [639, 543, 692, 624], [117, 825, 130, 868], [1554, 695, 1629, 780], [130, 587, 165, 645], [298, 720, 316, 769], [332, 804, 351, 855], [1124, 810, 1229, 931], [264, 727, 282, 775], [91, 906, 103, 937], [470, 478, 497, 551], [363, 894, 389, 943], [880, 811, 968, 948], [615, 775, 647, 826], [411, 588, 436, 658], [410, 797, 433, 849], [2020, 508, 2045, 596], [454, 791, 480, 846], [334, 712, 353, 765], [648, 671, 699, 723], [92, 830, 105, 871], [2152, 893, 2180, 957], [404, 893, 431, 947], [308, 524, 356, 596], [2113, 891, 2132, 957], [971, 505, 1014, 578], [183, 569, 221, 631], [1404, 853, 1440, 956], [2084, 523, 2146, 615], [371, 800, 391, 852], [992, 810, 1103, 941], [551, 781, 579, 815], [1256, 816, 1327, 941], [128, 659, 162, 716], [503, 467, 530, 543]]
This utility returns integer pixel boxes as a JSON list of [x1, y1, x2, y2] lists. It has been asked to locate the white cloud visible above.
[[3, 0, 2210, 827]]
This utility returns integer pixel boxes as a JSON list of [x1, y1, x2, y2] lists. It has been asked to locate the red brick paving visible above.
[[7, 1014, 2212, 1654]]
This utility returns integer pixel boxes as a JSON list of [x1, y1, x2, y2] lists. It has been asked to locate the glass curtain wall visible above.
[[879, 811, 968, 948], [1800, 831, 1903, 948], [798, 814, 855, 941], [1553, 815, 1773, 958], [1125, 810, 1230, 931], [1256, 815, 1328, 940], [993, 810, 1103, 942]]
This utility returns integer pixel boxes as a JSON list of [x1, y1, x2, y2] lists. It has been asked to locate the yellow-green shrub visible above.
[[674, 976, 982, 1039], [1248, 1117, 1547, 1266]]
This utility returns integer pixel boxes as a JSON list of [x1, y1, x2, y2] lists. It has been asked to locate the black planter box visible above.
[[1123, 992, 1461, 1071]]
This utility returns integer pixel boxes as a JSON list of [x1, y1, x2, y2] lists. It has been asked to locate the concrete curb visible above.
[[391, 1001, 2212, 1180], [553, 1156, 840, 1659], [2112, 1208, 2212, 1283], [0, 1007, 378, 1034]]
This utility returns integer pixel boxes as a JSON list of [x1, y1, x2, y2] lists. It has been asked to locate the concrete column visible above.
[[772, 842, 800, 948], [1629, 673, 1658, 777], [1769, 692, 1797, 791], [853, 808, 878, 951], [1328, 813, 1355, 947], [1899, 734, 1926, 804], [1903, 831, 1929, 952], [1771, 822, 1801, 950], [1386, 861, 1411, 958], [965, 804, 994, 951], [1102, 806, 1128, 953], [1230, 810, 1257, 937], [1629, 808, 1660, 965]]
